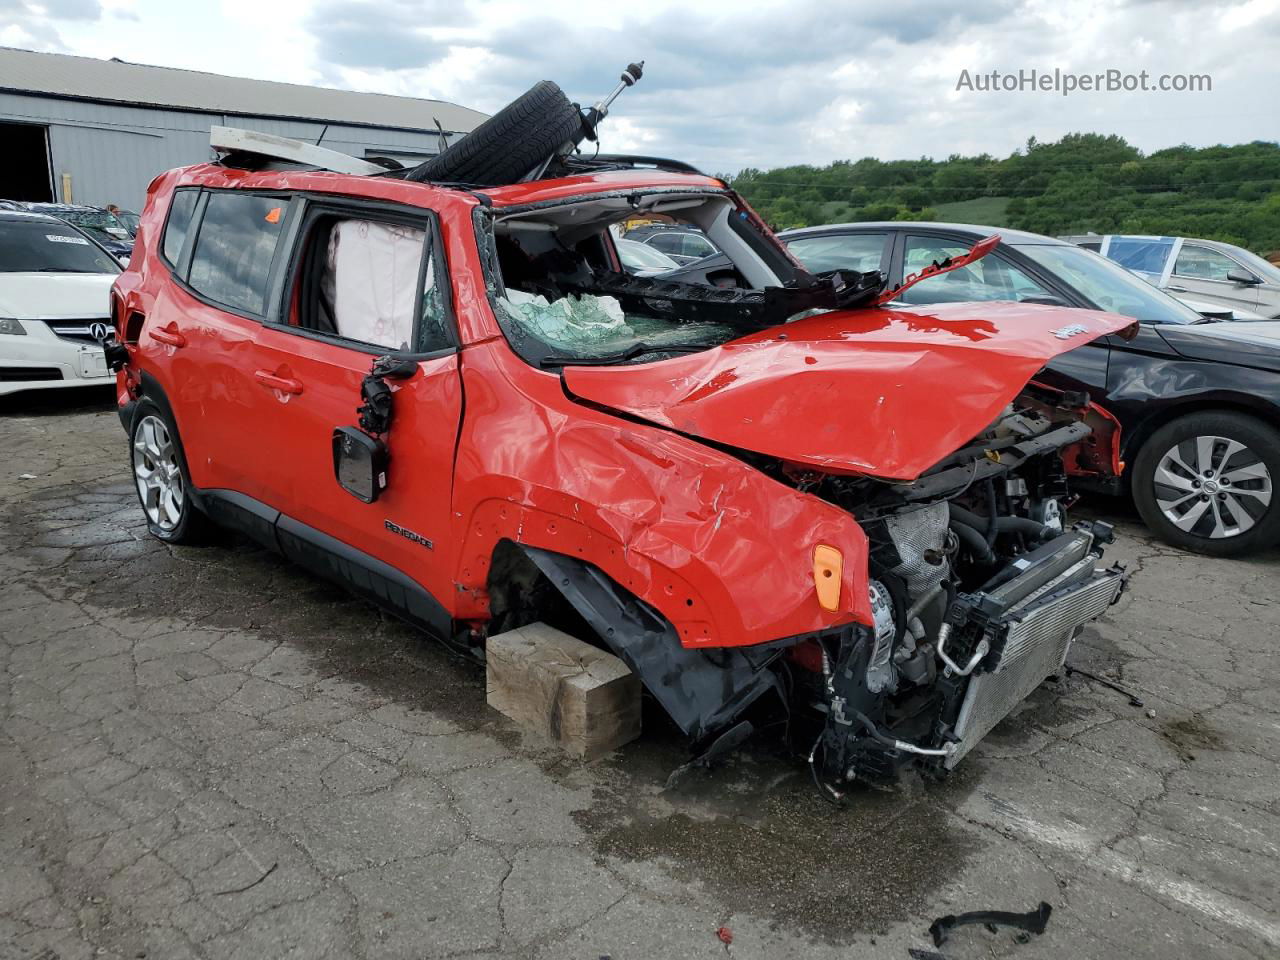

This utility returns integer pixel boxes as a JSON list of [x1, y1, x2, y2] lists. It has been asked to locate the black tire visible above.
[[128, 399, 213, 544], [406, 81, 582, 186], [1131, 410, 1280, 557]]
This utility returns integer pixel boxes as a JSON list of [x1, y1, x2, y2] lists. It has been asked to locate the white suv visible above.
[[0, 210, 120, 396]]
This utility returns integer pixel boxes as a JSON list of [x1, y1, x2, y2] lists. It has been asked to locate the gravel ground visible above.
[[2, 387, 1278, 960]]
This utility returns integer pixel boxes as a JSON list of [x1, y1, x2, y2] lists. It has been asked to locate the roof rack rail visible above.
[[209, 126, 386, 176], [563, 153, 706, 176]]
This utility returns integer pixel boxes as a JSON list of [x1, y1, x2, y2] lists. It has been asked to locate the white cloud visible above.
[[8, 0, 1278, 171]]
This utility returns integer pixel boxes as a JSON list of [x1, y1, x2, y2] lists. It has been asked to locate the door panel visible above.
[[249, 328, 463, 606], [149, 279, 266, 497], [154, 189, 294, 499]]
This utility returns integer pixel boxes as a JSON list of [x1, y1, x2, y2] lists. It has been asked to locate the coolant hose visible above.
[[997, 516, 1055, 542], [984, 480, 999, 546], [950, 505, 1051, 544], [950, 518, 997, 565]]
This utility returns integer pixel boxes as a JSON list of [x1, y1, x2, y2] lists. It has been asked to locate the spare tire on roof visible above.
[[406, 81, 582, 186]]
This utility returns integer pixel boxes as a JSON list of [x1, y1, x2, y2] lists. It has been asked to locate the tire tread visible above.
[[407, 81, 581, 187]]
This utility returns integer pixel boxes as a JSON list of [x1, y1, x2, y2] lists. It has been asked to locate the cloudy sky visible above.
[[3, 0, 1277, 172]]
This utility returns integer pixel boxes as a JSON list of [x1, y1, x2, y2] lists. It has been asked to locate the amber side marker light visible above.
[[813, 545, 842, 612]]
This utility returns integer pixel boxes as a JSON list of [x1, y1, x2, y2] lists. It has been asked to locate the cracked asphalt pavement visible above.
[[2, 389, 1279, 960]]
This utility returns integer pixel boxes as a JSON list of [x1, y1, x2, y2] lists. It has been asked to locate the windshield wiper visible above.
[[33, 267, 97, 273], [539, 341, 715, 369]]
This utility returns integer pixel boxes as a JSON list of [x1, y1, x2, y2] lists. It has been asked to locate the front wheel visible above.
[[1132, 411, 1280, 556], [130, 401, 211, 544]]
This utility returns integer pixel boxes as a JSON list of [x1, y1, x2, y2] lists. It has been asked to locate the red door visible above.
[[144, 188, 294, 501], [147, 282, 265, 496], [247, 328, 463, 605], [241, 201, 464, 609]]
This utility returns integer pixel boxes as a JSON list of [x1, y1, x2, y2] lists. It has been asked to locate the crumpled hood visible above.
[[1157, 320, 1280, 374], [563, 301, 1135, 480], [0, 273, 116, 319]]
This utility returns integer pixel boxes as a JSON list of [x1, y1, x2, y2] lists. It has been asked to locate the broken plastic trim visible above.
[[558, 267, 881, 332], [357, 355, 418, 436], [929, 901, 1052, 947], [874, 234, 1001, 306], [518, 545, 794, 744]]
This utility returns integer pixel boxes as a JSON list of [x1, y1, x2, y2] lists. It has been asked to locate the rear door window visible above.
[[787, 233, 888, 274], [898, 235, 1052, 305], [187, 193, 290, 315], [1105, 236, 1174, 280], [681, 233, 717, 259], [645, 233, 683, 255]]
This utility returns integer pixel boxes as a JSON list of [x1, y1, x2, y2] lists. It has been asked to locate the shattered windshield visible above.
[[478, 191, 884, 367], [481, 192, 792, 367]]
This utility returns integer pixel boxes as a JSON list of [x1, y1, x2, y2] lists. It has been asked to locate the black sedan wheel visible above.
[[1133, 411, 1280, 556]]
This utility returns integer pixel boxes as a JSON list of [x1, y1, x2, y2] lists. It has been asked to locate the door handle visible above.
[[150, 324, 186, 348], [254, 370, 304, 395]]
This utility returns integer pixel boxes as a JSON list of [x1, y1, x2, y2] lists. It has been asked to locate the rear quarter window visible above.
[[187, 193, 289, 315], [161, 189, 199, 266]]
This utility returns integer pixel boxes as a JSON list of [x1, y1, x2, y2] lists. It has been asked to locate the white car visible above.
[[615, 237, 680, 276], [1064, 234, 1279, 319], [0, 210, 120, 397]]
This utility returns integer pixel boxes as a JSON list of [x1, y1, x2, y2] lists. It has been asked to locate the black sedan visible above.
[[675, 222, 1280, 556]]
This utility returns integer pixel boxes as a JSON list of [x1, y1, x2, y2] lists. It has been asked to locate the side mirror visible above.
[[332, 427, 388, 503], [1227, 270, 1261, 285]]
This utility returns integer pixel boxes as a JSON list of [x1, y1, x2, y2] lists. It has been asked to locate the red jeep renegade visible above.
[[109, 78, 1131, 790]]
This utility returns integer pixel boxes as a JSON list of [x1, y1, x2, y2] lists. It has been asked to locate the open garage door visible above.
[[1, 122, 54, 203]]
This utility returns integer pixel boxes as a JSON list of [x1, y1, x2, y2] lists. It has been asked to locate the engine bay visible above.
[[783, 392, 1127, 793]]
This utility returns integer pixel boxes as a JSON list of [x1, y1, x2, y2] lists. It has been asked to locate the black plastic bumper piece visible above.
[[520, 545, 788, 744]]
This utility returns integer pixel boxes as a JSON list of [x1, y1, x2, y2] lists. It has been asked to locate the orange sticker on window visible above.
[[265, 207, 282, 224]]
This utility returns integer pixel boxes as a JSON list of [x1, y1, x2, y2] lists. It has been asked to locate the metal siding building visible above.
[[0, 47, 487, 211]]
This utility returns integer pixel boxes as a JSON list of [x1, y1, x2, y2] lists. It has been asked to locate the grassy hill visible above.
[[728, 134, 1280, 253], [933, 196, 1011, 226]]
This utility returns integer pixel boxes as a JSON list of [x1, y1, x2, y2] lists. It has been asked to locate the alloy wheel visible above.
[[132, 415, 185, 531], [1152, 434, 1273, 539]]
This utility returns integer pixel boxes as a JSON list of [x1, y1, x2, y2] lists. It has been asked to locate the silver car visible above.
[[1065, 234, 1280, 319]]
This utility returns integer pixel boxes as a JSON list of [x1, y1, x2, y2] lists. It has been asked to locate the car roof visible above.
[[1100, 234, 1240, 254], [22, 202, 100, 212], [174, 163, 728, 212], [480, 170, 729, 207], [781, 221, 1069, 247], [0, 209, 66, 225]]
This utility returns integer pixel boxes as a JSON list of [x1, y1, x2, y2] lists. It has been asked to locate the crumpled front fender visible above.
[[450, 341, 872, 648]]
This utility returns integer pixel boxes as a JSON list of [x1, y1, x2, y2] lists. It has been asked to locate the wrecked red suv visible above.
[[109, 83, 1131, 790]]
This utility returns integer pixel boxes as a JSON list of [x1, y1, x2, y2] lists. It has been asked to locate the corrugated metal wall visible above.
[[0, 91, 462, 211]]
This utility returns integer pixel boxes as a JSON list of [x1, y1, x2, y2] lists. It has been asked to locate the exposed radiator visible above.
[[945, 567, 1125, 768]]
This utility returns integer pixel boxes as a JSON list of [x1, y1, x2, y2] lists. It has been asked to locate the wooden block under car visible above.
[[486, 622, 641, 760]]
